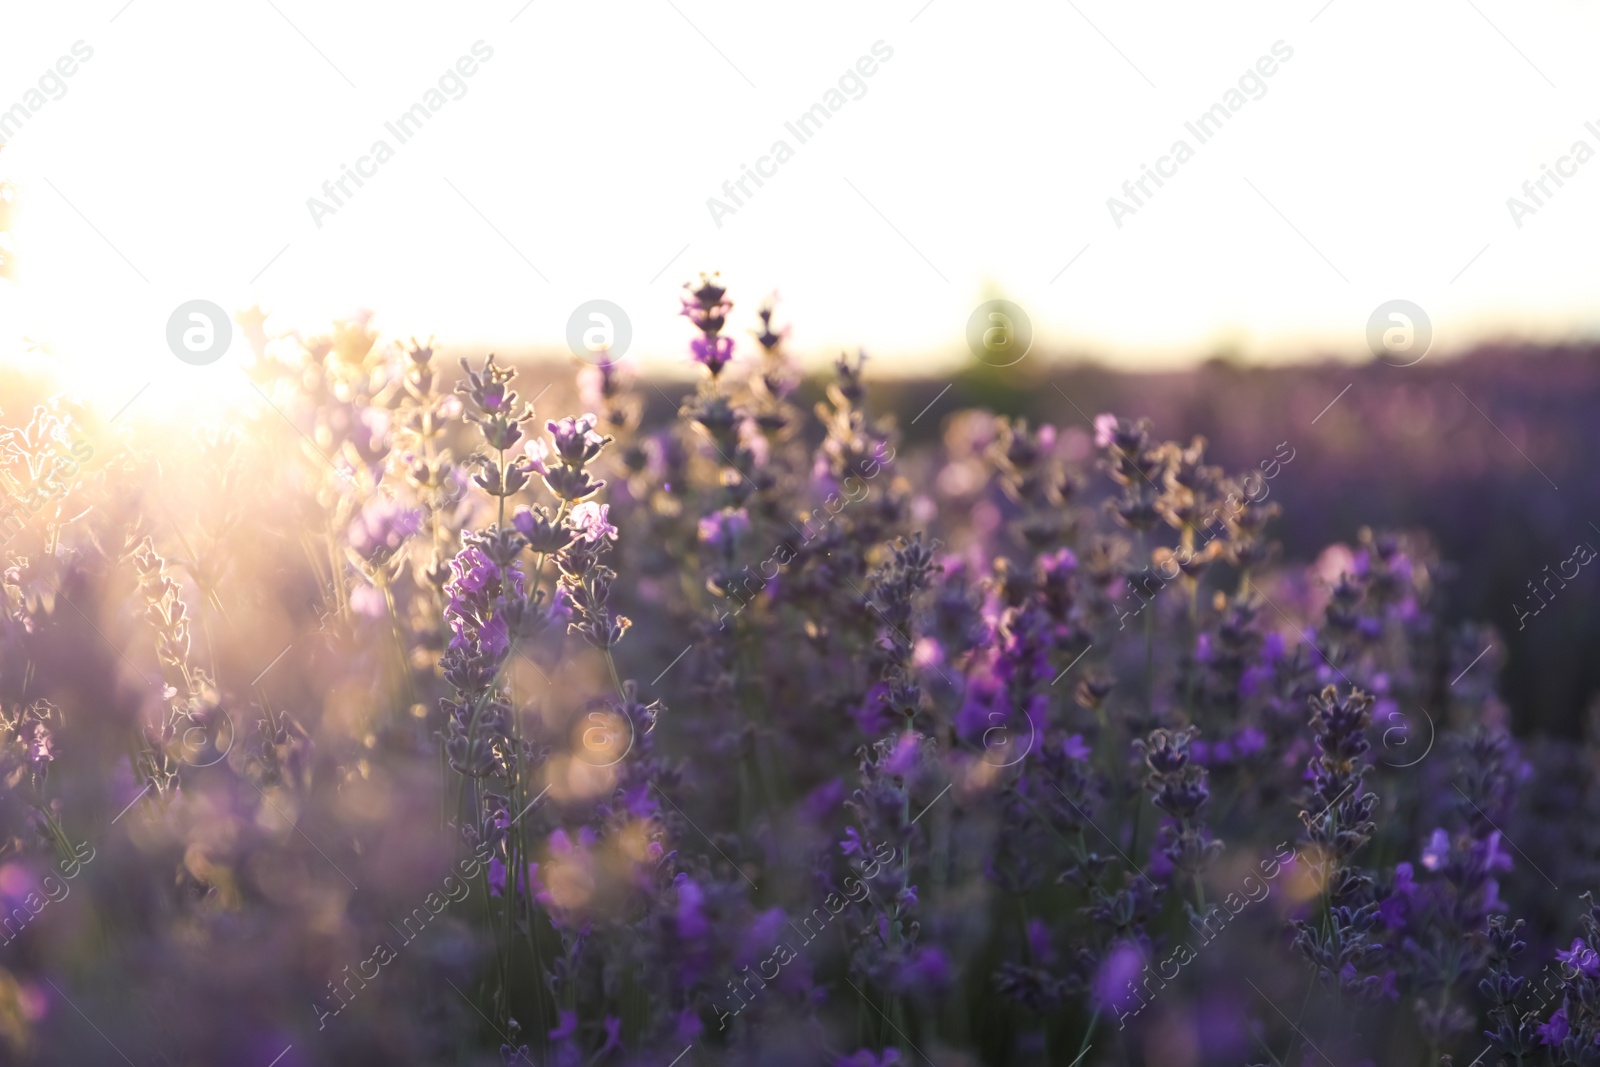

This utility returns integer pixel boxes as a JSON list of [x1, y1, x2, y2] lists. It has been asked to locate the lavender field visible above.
[[0, 269, 1593, 1067]]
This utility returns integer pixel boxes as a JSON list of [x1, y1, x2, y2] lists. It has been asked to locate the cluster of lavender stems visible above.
[[0, 275, 1588, 1067]]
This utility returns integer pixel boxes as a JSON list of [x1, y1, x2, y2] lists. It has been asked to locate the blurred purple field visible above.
[[0, 277, 1595, 1067]]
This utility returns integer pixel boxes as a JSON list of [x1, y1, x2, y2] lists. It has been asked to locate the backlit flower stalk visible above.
[[1380, 727, 1524, 1051], [394, 338, 469, 618], [1136, 725, 1223, 908], [1291, 685, 1384, 998]]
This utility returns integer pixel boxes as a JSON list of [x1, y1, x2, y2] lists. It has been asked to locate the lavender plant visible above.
[[0, 279, 1584, 1067]]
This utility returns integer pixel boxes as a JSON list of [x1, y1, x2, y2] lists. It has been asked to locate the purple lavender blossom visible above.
[[696, 507, 750, 550], [347, 496, 423, 566], [690, 335, 735, 374], [1092, 941, 1144, 1013], [1557, 938, 1600, 977], [547, 413, 609, 466], [567, 501, 618, 544]]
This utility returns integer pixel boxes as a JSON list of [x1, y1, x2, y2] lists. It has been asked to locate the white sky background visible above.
[[1, 0, 1599, 415]]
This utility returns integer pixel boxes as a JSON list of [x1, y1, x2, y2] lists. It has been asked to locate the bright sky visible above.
[[2, 0, 1599, 414]]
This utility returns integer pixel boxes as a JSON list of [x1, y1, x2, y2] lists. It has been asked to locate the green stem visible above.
[[478, 865, 509, 1021], [1073, 1009, 1100, 1065], [378, 572, 416, 713], [1143, 607, 1155, 721], [603, 648, 627, 703]]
